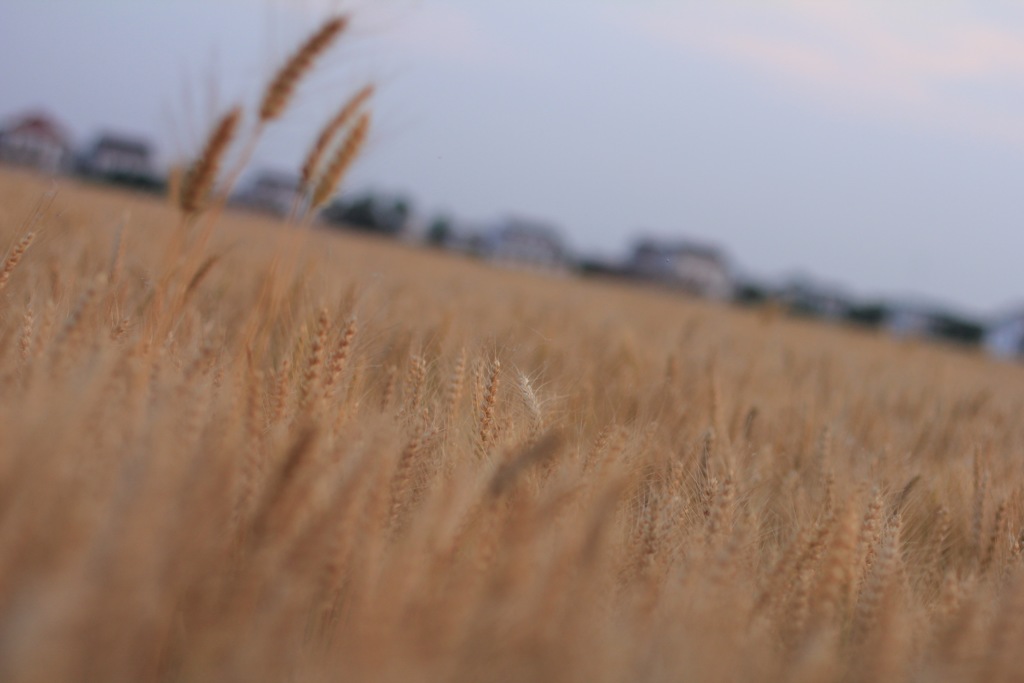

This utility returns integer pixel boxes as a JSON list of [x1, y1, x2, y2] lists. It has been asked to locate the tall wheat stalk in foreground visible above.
[[178, 108, 243, 216], [0, 13, 1022, 683], [260, 16, 348, 123], [301, 84, 375, 193]]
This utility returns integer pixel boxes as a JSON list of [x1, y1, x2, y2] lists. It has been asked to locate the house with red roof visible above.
[[0, 111, 74, 173]]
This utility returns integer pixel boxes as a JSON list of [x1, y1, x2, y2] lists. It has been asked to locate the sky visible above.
[[2, 0, 1023, 315]]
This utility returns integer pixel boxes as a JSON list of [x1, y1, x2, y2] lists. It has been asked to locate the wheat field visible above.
[[0, 162, 1023, 681], [2, 15, 1024, 682]]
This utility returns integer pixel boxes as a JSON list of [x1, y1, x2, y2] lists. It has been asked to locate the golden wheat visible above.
[[179, 107, 242, 215], [0, 230, 35, 294], [0, 12, 1022, 681], [311, 112, 371, 209], [301, 84, 375, 189], [260, 16, 348, 122]]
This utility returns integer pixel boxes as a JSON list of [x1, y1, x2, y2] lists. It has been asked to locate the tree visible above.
[[426, 215, 453, 247]]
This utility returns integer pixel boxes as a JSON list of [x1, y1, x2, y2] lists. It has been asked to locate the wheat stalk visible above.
[[301, 84, 375, 189], [18, 303, 33, 363], [272, 358, 292, 424], [310, 112, 371, 209], [516, 371, 543, 437], [0, 232, 36, 294], [477, 357, 501, 455], [300, 309, 330, 410], [179, 107, 242, 215], [322, 317, 358, 402], [404, 353, 427, 417], [260, 16, 348, 123]]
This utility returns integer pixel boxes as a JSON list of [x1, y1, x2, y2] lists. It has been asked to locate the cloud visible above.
[[611, 1, 1024, 145]]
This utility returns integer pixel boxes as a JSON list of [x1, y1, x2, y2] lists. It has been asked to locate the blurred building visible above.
[[627, 238, 733, 300], [0, 111, 74, 173], [985, 310, 1024, 359], [232, 170, 301, 216], [477, 217, 569, 271], [882, 303, 983, 346], [79, 133, 160, 189], [883, 304, 947, 339], [778, 278, 852, 320]]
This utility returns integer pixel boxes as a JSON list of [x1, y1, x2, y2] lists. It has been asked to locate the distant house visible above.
[[0, 111, 73, 173], [79, 133, 159, 188], [477, 217, 569, 271], [233, 171, 301, 216], [778, 278, 852, 320], [882, 304, 983, 346], [883, 306, 943, 338], [627, 239, 733, 299], [985, 310, 1024, 359]]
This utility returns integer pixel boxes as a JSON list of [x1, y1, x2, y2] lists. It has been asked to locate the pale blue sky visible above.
[[2, 0, 1023, 314]]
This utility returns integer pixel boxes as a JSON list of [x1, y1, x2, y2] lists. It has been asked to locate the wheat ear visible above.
[[322, 317, 357, 401], [179, 107, 242, 215], [445, 347, 467, 422], [516, 371, 543, 436], [18, 303, 34, 363], [0, 232, 36, 294], [404, 353, 427, 417], [260, 16, 348, 122], [389, 423, 432, 531], [311, 112, 370, 209], [301, 84, 374, 189], [300, 309, 330, 410], [477, 357, 501, 455], [272, 359, 292, 424]]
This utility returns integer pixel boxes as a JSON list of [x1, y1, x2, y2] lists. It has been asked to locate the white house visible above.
[[883, 304, 946, 339], [80, 133, 155, 179], [478, 217, 569, 271], [0, 111, 73, 173], [778, 278, 852, 320], [627, 238, 733, 300], [985, 310, 1024, 359], [233, 170, 301, 216]]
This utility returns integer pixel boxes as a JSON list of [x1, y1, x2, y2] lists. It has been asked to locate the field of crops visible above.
[[0, 164, 1022, 681]]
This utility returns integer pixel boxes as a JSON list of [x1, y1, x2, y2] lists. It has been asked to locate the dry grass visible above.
[[0, 16, 1023, 682]]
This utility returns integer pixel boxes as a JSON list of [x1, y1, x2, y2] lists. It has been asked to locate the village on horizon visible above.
[[3, 108, 1023, 361]]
